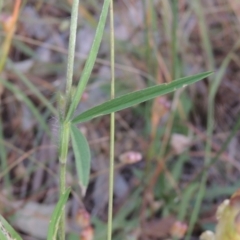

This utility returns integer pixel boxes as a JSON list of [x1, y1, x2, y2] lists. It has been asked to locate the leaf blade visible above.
[[72, 71, 212, 123], [0, 215, 22, 240], [66, 0, 110, 120], [70, 124, 91, 189], [47, 188, 71, 240]]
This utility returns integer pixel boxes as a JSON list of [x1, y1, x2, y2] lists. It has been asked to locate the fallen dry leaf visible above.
[[170, 220, 188, 238], [119, 151, 142, 165], [11, 200, 69, 239], [170, 133, 191, 154], [142, 216, 176, 238]]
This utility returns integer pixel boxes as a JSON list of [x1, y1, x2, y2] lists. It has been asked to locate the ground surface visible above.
[[0, 0, 240, 239]]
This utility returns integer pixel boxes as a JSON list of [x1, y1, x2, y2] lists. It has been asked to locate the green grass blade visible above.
[[72, 71, 212, 123], [186, 175, 206, 239], [70, 124, 91, 189], [0, 79, 50, 135], [209, 43, 238, 99], [0, 215, 22, 240], [0, 117, 10, 188], [0, 231, 6, 240], [190, 0, 215, 72], [66, 0, 110, 121], [47, 188, 71, 240], [178, 183, 198, 222], [184, 112, 240, 189], [185, 40, 238, 240]]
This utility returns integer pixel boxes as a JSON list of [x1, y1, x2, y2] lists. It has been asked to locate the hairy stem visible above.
[[58, 122, 70, 240], [58, 0, 79, 239], [65, 0, 79, 104]]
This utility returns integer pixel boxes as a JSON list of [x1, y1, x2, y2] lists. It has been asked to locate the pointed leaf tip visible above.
[[72, 71, 212, 123]]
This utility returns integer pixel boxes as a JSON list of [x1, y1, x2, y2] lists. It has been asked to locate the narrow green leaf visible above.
[[0, 117, 10, 188], [70, 124, 91, 189], [178, 183, 198, 221], [72, 71, 212, 123], [66, 0, 110, 121], [0, 215, 22, 240], [0, 231, 6, 240], [47, 188, 71, 240]]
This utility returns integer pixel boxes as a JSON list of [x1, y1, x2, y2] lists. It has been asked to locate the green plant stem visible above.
[[58, 0, 79, 239], [155, 0, 179, 167], [59, 163, 66, 239], [185, 33, 240, 240], [0, 0, 22, 74], [186, 1, 215, 238], [171, 0, 178, 79], [65, 0, 111, 121], [65, 0, 79, 102], [58, 122, 70, 240], [107, 1, 115, 240], [0, 0, 3, 13], [182, 43, 240, 190], [0, 117, 10, 188]]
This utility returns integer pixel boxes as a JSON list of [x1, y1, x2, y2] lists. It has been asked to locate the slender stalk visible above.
[[186, 1, 215, 238], [107, 1, 115, 240], [0, 0, 21, 73], [156, 0, 179, 160], [58, 122, 70, 240], [0, 0, 3, 13], [58, 0, 79, 239], [0, 117, 10, 188], [171, 0, 178, 79], [65, 0, 79, 103]]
